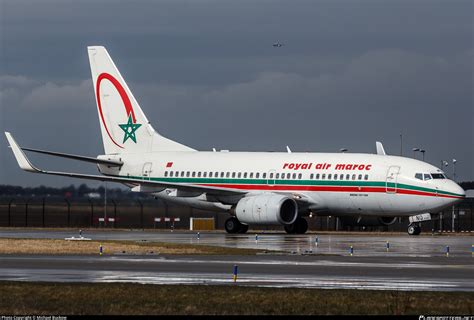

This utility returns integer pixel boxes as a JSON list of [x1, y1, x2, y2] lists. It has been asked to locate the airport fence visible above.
[[0, 196, 472, 232]]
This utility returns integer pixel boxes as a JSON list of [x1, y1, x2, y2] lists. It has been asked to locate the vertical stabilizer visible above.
[[87, 46, 194, 154]]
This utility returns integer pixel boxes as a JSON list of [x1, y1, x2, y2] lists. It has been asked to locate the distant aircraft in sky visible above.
[[5, 46, 465, 235], [272, 42, 284, 47]]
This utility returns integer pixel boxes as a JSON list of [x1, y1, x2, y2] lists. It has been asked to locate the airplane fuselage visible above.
[[99, 151, 465, 218]]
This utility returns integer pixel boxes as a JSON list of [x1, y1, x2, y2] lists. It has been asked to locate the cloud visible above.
[[0, 76, 94, 111], [20, 80, 93, 110]]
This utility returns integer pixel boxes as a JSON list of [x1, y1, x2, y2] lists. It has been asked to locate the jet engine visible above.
[[234, 194, 298, 225]]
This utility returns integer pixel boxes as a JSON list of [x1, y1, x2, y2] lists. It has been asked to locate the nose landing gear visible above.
[[407, 223, 421, 236], [407, 213, 431, 236]]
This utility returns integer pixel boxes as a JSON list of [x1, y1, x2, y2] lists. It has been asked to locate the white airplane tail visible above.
[[87, 46, 194, 154]]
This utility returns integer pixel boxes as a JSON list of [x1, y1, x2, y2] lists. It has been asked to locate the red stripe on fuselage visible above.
[[197, 183, 463, 199]]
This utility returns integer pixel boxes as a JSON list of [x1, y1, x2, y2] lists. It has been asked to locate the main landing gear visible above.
[[407, 223, 421, 236], [225, 217, 249, 234], [284, 217, 308, 234]]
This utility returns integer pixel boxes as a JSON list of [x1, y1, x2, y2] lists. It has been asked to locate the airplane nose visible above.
[[449, 181, 465, 200]]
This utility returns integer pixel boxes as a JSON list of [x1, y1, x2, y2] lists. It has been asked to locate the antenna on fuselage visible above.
[[286, 146, 292, 153]]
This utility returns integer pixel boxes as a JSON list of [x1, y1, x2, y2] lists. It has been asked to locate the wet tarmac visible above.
[[1, 254, 473, 291], [1, 229, 473, 257], [1, 229, 473, 291]]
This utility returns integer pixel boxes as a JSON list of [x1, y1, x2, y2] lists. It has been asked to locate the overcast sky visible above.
[[0, 0, 472, 188]]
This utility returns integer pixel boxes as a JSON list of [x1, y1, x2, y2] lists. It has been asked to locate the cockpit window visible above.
[[431, 173, 446, 179], [423, 174, 432, 181], [415, 173, 423, 180]]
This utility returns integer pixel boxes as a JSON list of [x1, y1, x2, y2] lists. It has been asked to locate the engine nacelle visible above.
[[235, 194, 298, 225]]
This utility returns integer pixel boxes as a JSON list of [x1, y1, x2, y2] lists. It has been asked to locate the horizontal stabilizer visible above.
[[5, 132, 242, 196], [21, 147, 123, 166]]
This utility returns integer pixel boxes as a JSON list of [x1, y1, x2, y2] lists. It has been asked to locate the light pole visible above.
[[452, 159, 457, 181], [412, 147, 420, 158], [439, 160, 449, 233], [451, 159, 457, 232], [420, 149, 426, 161], [339, 148, 348, 153], [440, 160, 449, 170]]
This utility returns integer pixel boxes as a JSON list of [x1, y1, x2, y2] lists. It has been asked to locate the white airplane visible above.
[[5, 46, 465, 235]]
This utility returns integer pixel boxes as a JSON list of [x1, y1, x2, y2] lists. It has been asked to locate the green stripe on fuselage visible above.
[[124, 175, 463, 197]]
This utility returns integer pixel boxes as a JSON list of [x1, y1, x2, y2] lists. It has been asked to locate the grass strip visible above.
[[0, 238, 261, 255], [0, 282, 472, 315]]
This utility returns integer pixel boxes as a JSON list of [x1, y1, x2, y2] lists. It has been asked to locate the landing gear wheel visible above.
[[238, 224, 249, 234], [284, 224, 297, 234], [408, 224, 422, 236], [413, 225, 421, 235], [296, 218, 308, 234], [284, 218, 308, 234], [225, 217, 244, 234]]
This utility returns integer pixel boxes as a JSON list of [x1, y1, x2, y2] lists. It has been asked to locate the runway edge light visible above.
[[233, 264, 238, 283]]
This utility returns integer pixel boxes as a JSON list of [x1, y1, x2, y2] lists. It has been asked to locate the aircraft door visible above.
[[142, 162, 153, 181], [386, 166, 400, 193]]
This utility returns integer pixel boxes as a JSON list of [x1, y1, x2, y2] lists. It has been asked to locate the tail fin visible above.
[[87, 46, 194, 154]]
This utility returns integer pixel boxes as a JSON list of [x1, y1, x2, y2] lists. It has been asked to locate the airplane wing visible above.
[[5, 132, 244, 196]]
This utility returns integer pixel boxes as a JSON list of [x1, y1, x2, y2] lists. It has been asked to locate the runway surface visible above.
[[1, 254, 473, 291], [1, 229, 473, 291], [1, 229, 473, 257]]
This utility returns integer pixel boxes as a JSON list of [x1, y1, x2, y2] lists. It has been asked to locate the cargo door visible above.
[[142, 162, 153, 181]]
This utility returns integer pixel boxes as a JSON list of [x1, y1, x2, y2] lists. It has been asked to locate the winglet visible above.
[[376, 141, 387, 155], [4, 132, 41, 172]]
